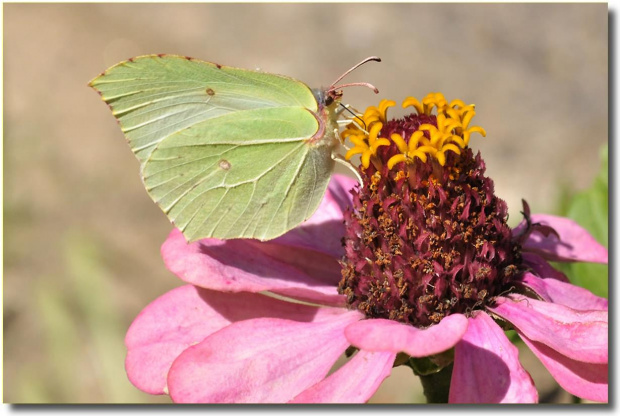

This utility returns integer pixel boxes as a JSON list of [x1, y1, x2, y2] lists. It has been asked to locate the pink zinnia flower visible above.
[[125, 94, 608, 403]]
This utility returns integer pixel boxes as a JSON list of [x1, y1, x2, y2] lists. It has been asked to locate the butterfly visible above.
[[90, 54, 379, 241]]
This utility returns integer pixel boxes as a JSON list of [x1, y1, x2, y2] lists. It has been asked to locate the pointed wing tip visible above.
[[87, 75, 102, 90]]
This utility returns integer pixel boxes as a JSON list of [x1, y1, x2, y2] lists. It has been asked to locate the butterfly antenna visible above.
[[330, 56, 381, 87], [339, 103, 367, 130], [328, 82, 379, 94]]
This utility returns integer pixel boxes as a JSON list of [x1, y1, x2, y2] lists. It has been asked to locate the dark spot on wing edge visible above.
[[206, 88, 215, 96]]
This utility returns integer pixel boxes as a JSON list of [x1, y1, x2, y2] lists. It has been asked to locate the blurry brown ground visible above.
[[3, 3, 607, 403]]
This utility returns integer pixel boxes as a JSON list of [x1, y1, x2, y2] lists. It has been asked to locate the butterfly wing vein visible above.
[[90, 55, 335, 241]]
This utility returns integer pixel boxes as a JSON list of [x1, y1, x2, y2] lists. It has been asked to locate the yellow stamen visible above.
[[411, 150, 429, 162], [342, 92, 487, 170], [364, 113, 382, 126], [461, 110, 475, 129], [447, 135, 466, 148], [462, 126, 486, 145], [349, 136, 369, 148], [422, 92, 448, 115], [344, 121, 389, 169], [436, 151, 446, 166], [390, 133, 409, 154], [402, 97, 424, 114], [361, 151, 372, 170], [441, 143, 462, 155], [387, 154, 408, 170], [417, 145, 438, 156], [342, 125, 365, 138], [378, 100, 396, 121], [345, 146, 365, 160], [367, 123, 383, 148], [445, 107, 461, 121], [372, 139, 391, 151]]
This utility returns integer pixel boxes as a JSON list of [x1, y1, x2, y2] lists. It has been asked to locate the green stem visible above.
[[409, 358, 453, 403], [415, 362, 454, 403]]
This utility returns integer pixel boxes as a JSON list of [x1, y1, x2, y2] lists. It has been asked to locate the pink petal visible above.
[[125, 285, 350, 395], [520, 272, 608, 311], [450, 312, 537, 403], [290, 350, 395, 403], [167, 311, 363, 403], [162, 228, 345, 307], [344, 314, 469, 357], [274, 174, 357, 258], [520, 336, 608, 402], [489, 295, 607, 364], [522, 252, 569, 282], [513, 214, 608, 264]]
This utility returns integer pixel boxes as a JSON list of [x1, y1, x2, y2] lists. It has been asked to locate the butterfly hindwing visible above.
[[143, 107, 332, 241]]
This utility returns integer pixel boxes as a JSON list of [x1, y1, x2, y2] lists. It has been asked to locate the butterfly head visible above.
[[320, 56, 382, 109], [312, 88, 344, 109]]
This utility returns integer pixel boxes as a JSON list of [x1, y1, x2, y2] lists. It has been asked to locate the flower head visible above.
[[339, 95, 510, 328], [125, 95, 608, 403]]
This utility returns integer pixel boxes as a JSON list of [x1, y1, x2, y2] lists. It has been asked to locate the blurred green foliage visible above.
[[556, 144, 609, 298], [15, 231, 156, 403]]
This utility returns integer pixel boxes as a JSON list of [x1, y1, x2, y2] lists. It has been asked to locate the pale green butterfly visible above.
[[90, 54, 379, 241]]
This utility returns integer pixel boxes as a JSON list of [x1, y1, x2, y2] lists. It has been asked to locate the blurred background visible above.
[[3, 3, 608, 403]]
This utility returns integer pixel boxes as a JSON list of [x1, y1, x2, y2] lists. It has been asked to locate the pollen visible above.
[[342, 93, 486, 169]]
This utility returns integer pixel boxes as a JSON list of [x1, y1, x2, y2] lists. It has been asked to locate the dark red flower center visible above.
[[338, 96, 524, 327]]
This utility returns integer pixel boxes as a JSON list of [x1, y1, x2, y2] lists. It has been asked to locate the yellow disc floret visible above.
[[342, 99, 395, 169], [342, 93, 487, 169], [344, 122, 391, 169]]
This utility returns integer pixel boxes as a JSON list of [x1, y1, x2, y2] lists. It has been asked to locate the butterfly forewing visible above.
[[90, 55, 335, 241]]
